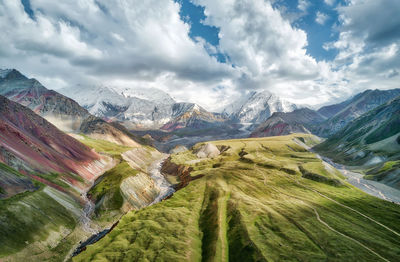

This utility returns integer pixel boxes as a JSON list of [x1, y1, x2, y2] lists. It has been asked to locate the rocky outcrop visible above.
[[161, 157, 200, 190], [195, 143, 220, 158], [122, 148, 163, 172], [169, 145, 188, 154], [120, 172, 160, 210]]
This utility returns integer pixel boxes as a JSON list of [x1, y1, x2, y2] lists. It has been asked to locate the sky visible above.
[[0, 0, 399, 111]]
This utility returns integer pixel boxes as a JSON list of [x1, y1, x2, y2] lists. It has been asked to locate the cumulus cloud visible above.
[[192, 0, 339, 105], [326, 0, 400, 94], [0, 0, 399, 111], [315, 11, 328, 25], [0, 0, 235, 109]]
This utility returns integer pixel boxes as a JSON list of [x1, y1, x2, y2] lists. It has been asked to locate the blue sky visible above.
[[178, 0, 344, 62]]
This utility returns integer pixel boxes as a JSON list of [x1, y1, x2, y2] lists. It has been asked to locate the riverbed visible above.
[[149, 156, 175, 204], [319, 155, 400, 204]]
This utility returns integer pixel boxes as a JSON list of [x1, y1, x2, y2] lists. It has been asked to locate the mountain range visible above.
[[251, 88, 400, 139], [60, 84, 225, 130], [314, 95, 400, 189], [0, 69, 142, 147], [222, 90, 297, 124]]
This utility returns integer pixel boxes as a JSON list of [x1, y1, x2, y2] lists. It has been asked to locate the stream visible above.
[[79, 193, 99, 234]]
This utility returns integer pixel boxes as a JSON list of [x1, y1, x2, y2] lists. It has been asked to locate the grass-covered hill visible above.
[[74, 134, 400, 262]]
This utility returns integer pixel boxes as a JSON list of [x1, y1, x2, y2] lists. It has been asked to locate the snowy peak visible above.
[[224, 90, 297, 124], [113, 87, 176, 105], [60, 85, 131, 118], [60, 85, 216, 129]]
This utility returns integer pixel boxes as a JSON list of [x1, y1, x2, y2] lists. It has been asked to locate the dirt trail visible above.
[[312, 207, 389, 262], [291, 138, 400, 237], [296, 179, 400, 237], [252, 159, 393, 262]]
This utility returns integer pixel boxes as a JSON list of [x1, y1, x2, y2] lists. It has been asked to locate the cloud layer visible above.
[[0, 0, 399, 111]]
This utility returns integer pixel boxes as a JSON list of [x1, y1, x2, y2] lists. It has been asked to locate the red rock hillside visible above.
[[0, 95, 106, 183]]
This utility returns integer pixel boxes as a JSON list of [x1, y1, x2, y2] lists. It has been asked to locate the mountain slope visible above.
[[314, 95, 400, 189], [161, 103, 226, 131], [0, 95, 119, 260], [60, 85, 175, 128], [0, 69, 141, 147], [0, 95, 108, 182], [61, 84, 227, 130], [74, 134, 400, 262], [0, 69, 89, 132], [315, 89, 400, 137], [250, 108, 326, 137], [223, 90, 297, 124]]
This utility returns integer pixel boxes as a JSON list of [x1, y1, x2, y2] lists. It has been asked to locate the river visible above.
[[318, 155, 400, 204]]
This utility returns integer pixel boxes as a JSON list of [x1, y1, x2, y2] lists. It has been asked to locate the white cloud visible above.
[[192, 0, 336, 105], [324, 0, 335, 6], [1, 0, 399, 111], [315, 11, 328, 25], [326, 0, 400, 94], [0, 0, 235, 110], [297, 0, 310, 12]]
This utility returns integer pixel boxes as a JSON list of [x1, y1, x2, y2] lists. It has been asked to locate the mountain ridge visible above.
[[0, 69, 142, 147]]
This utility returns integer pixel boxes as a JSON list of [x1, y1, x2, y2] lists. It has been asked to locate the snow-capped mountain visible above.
[[116, 87, 175, 105], [161, 103, 226, 131], [60, 85, 224, 129], [223, 90, 298, 124], [0, 69, 142, 147]]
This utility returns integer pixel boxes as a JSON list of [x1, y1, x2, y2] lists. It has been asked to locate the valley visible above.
[[73, 134, 400, 262], [0, 68, 400, 261], [2, 0, 400, 260]]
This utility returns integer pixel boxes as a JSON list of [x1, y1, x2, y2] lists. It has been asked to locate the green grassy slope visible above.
[[0, 184, 79, 258], [89, 162, 139, 221], [74, 134, 400, 262]]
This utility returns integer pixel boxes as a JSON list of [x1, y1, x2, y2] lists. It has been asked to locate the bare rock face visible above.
[[196, 143, 220, 158], [120, 173, 160, 210], [169, 145, 188, 154]]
